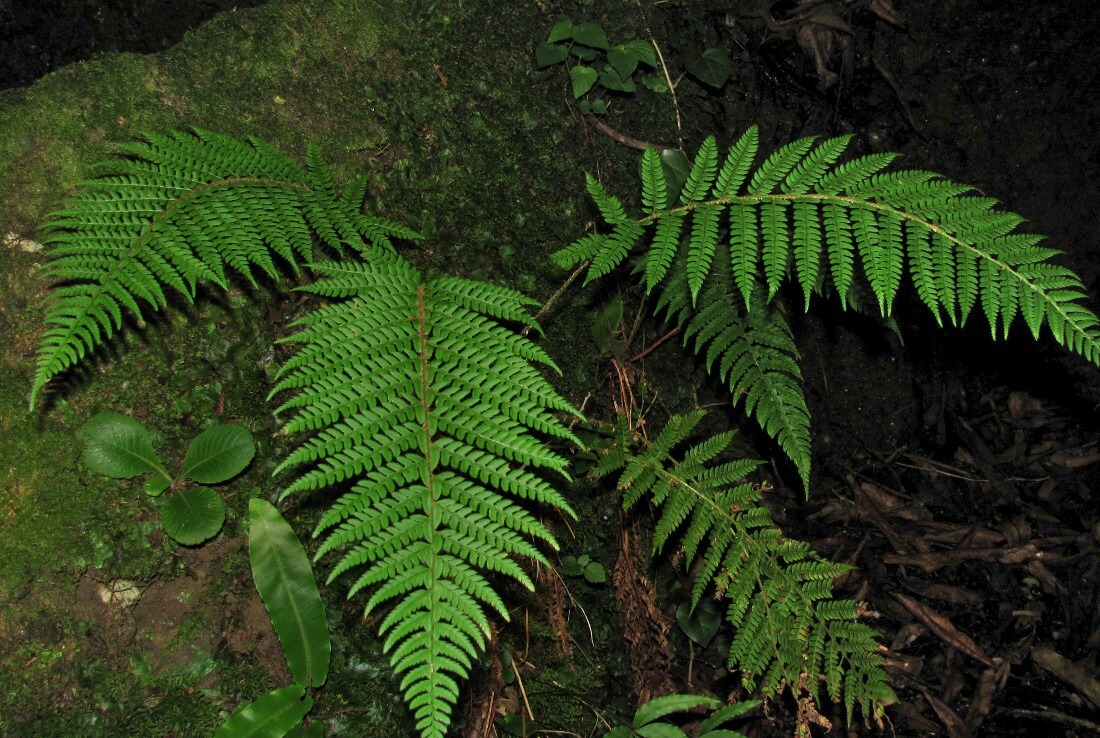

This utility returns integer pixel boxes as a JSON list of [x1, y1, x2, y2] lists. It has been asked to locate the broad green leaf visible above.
[[214, 684, 312, 738], [599, 65, 636, 93], [676, 598, 721, 646], [535, 41, 569, 68], [623, 39, 657, 68], [182, 423, 255, 484], [642, 74, 668, 93], [546, 19, 574, 43], [634, 694, 721, 727], [660, 149, 691, 203], [79, 412, 170, 480], [571, 22, 610, 50], [559, 556, 584, 577], [250, 498, 331, 688], [687, 48, 732, 89], [162, 486, 225, 545], [591, 294, 624, 354], [570, 45, 599, 62], [570, 65, 598, 98], [583, 561, 606, 584], [608, 46, 640, 79], [144, 476, 171, 496]]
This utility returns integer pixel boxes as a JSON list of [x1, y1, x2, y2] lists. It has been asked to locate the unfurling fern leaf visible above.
[[597, 412, 895, 726], [30, 128, 415, 407], [270, 255, 582, 738], [556, 127, 1100, 488]]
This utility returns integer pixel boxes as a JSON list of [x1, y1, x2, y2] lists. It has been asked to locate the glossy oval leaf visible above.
[[249, 498, 331, 687], [162, 486, 225, 545], [182, 423, 255, 484], [214, 684, 312, 738], [79, 412, 169, 480]]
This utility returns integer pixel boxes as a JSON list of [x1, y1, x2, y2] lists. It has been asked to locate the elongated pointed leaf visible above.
[[249, 499, 331, 688], [634, 694, 721, 728], [182, 423, 256, 484], [162, 486, 225, 545], [214, 684, 312, 738], [79, 412, 170, 480]]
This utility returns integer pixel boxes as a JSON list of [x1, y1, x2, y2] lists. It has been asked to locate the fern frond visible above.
[[598, 413, 895, 723], [271, 257, 580, 738], [568, 131, 1100, 364], [569, 131, 1100, 494], [32, 129, 414, 407], [657, 253, 811, 490]]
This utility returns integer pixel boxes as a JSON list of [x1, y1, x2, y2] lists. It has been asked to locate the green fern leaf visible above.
[[271, 257, 580, 738], [680, 136, 719, 204], [713, 126, 760, 198], [658, 255, 811, 490], [641, 147, 668, 213], [573, 129, 1100, 502], [598, 412, 895, 723], [748, 135, 816, 195], [32, 130, 411, 408]]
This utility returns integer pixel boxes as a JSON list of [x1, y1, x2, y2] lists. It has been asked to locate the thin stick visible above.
[[628, 327, 680, 363], [524, 261, 589, 336], [510, 657, 535, 722]]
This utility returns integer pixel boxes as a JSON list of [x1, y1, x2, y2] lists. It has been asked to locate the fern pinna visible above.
[[597, 412, 895, 727], [30, 128, 413, 407], [555, 127, 1100, 487], [270, 254, 581, 738]]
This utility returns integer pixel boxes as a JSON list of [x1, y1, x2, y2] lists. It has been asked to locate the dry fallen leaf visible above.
[[895, 593, 994, 666]]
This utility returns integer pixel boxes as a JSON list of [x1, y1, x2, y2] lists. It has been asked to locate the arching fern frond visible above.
[[597, 412, 894, 726], [554, 127, 1100, 363], [270, 255, 581, 738], [31, 129, 417, 407]]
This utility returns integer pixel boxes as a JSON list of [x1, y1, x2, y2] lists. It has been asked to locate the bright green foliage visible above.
[[161, 486, 225, 546], [606, 692, 759, 738], [78, 411, 172, 481], [183, 424, 257, 484], [77, 412, 254, 545], [30, 128, 415, 408], [216, 501, 331, 738], [555, 127, 1100, 490], [214, 684, 312, 738], [597, 412, 895, 724], [249, 499, 331, 689], [270, 254, 581, 738]]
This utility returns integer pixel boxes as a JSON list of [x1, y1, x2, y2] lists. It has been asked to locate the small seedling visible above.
[[78, 412, 255, 545], [559, 553, 607, 584]]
